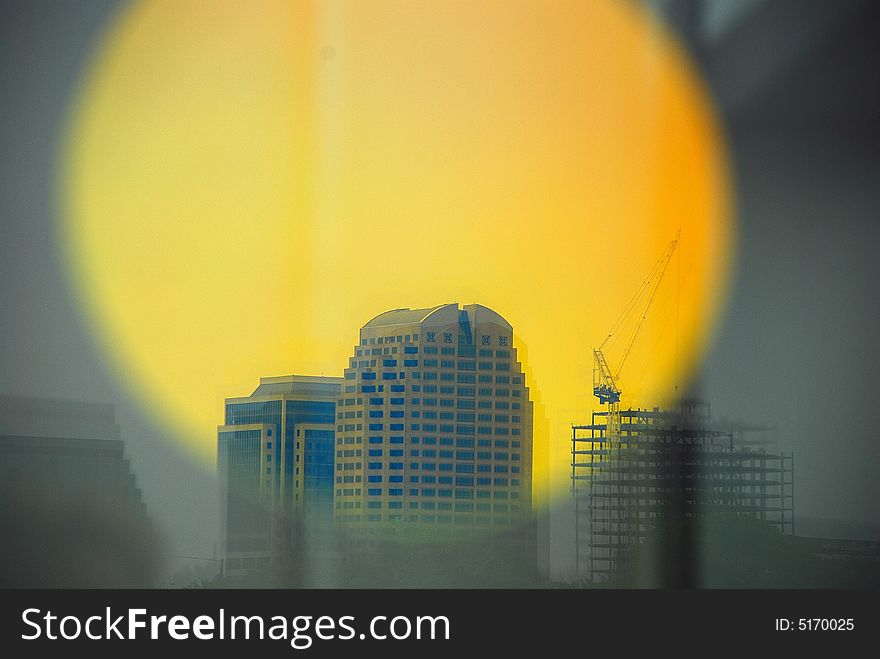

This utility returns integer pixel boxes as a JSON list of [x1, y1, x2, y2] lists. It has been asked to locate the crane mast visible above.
[[592, 229, 680, 441]]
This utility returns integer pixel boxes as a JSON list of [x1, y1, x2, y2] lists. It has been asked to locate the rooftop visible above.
[[250, 374, 342, 398], [362, 304, 454, 329], [361, 303, 512, 331]]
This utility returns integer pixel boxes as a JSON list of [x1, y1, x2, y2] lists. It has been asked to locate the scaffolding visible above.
[[572, 401, 793, 583]]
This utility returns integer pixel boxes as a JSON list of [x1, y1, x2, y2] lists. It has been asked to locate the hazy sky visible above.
[[691, 0, 880, 536], [0, 1, 220, 569]]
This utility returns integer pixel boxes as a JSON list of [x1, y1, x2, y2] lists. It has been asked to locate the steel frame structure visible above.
[[572, 402, 793, 582]]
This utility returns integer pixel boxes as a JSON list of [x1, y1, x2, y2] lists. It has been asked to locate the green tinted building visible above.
[[218, 374, 341, 574]]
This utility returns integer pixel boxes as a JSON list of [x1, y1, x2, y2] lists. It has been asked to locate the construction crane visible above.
[[592, 229, 681, 440]]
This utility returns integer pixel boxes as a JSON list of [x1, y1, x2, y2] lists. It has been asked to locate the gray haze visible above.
[[677, 0, 880, 538], [0, 0, 219, 581], [1, 0, 878, 585]]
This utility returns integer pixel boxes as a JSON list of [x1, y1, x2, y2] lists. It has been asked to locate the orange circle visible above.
[[61, 0, 733, 504]]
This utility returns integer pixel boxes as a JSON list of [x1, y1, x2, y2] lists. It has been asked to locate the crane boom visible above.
[[614, 230, 680, 382], [592, 229, 680, 439]]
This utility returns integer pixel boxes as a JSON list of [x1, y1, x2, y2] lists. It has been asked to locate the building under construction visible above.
[[571, 400, 793, 584]]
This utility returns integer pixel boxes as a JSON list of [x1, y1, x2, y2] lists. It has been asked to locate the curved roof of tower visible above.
[[363, 303, 512, 330], [363, 304, 455, 328]]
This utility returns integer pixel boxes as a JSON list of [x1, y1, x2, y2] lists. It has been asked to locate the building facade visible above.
[[0, 396, 147, 519], [217, 374, 341, 574], [571, 401, 793, 584], [334, 303, 533, 529], [0, 396, 154, 586]]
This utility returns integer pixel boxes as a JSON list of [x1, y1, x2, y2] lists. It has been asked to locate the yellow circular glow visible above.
[[61, 0, 733, 504]]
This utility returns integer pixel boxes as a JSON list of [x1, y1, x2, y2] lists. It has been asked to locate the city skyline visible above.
[[218, 302, 539, 503], [2, 0, 878, 590], [216, 303, 537, 580]]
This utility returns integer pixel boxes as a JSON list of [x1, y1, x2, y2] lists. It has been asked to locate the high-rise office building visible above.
[[0, 396, 147, 520], [0, 396, 154, 587], [217, 374, 341, 575], [334, 303, 533, 529]]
